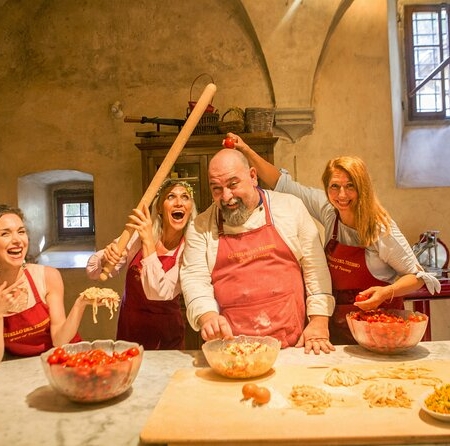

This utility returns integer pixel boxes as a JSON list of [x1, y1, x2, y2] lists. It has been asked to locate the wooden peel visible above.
[[99, 82, 217, 281]]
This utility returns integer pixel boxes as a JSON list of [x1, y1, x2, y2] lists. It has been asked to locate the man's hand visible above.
[[199, 312, 234, 341], [296, 315, 335, 355]]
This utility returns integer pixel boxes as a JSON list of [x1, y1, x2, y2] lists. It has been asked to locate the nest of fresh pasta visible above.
[[80, 287, 121, 323]]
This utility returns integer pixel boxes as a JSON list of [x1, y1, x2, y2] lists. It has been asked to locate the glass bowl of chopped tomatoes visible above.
[[41, 339, 144, 403], [346, 309, 428, 354], [202, 335, 281, 379]]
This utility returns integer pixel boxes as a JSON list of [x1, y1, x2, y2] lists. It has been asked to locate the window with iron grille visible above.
[[404, 4, 450, 121]]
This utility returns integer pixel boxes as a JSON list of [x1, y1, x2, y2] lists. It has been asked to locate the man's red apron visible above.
[[211, 190, 305, 348], [325, 216, 404, 344], [3, 268, 81, 356], [117, 246, 185, 350]]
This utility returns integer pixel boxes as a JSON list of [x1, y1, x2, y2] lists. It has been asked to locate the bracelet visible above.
[[388, 285, 395, 303]]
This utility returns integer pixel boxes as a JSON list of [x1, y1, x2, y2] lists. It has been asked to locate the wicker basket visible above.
[[186, 73, 218, 134], [188, 73, 215, 113], [245, 107, 275, 133], [218, 107, 245, 134], [188, 109, 219, 135]]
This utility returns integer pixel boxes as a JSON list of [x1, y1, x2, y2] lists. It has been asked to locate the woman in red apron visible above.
[[325, 216, 403, 344], [0, 205, 88, 361], [226, 134, 441, 344], [117, 245, 185, 349], [86, 179, 196, 350]]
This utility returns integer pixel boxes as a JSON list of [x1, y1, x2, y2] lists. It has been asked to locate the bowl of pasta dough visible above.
[[41, 339, 144, 403], [202, 335, 281, 378], [346, 309, 428, 354]]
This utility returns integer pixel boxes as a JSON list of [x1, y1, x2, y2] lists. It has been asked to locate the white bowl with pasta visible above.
[[202, 335, 281, 379], [419, 385, 450, 422]]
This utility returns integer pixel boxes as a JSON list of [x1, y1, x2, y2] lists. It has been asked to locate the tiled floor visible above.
[[36, 244, 95, 269]]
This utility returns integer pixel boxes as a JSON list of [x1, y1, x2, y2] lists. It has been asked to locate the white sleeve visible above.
[[85, 233, 138, 280], [180, 216, 220, 331], [139, 248, 182, 301], [290, 197, 335, 317], [375, 224, 441, 294], [275, 171, 330, 223]]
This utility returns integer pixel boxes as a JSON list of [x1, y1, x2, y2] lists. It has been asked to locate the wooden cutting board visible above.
[[140, 360, 450, 445]]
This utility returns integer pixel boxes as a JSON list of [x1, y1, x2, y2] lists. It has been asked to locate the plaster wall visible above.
[[17, 176, 49, 258], [0, 0, 448, 341]]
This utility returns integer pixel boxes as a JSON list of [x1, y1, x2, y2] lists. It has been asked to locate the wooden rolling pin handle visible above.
[[99, 83, 217, 281], [124, 116, 144, 123], [98, 227, 134, 281]]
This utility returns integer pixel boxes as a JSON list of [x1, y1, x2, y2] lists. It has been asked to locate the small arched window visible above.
[[18, 170, 95, 268], [56, 189, 95, 239]]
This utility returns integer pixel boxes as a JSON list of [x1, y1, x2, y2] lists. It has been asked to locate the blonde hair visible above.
[[149, 179, 197, 243], [321, 156, 391, 247]]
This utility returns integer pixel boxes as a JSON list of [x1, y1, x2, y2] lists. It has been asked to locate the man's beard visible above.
[[220, 198, 252, 226]]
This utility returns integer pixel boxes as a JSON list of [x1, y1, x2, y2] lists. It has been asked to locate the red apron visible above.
[[211, 190, 305, 348], [117, 245, 185, 350], [325, 216, 404, 345], [3, 268, 81, 357]]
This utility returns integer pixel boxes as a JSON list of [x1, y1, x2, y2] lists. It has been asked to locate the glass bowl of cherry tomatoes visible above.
[[346, 309, 428, 354], [202, 335, 281, 379], [41, 339, 144, 403]]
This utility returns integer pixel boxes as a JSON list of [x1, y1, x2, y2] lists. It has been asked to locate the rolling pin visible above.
[[99, 82, 217, 281]]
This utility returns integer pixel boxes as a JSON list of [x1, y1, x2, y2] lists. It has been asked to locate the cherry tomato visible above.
[[223, 137, 235, 148], [408, 313, 426, 322], [47, 353, 60, 365], [253, 386, 271, 405], [355, 293, 368, 302], [125, 347, 140, 357], [242, 383, 258, 400], [46, 346, 141, 367]]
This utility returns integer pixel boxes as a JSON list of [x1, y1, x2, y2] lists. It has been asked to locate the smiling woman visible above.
[[86, 178, 197, 350], [0, 204, 102, 361]]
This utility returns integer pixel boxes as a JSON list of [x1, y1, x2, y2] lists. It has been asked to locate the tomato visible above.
[[349, 309, 406, 324], [53, 347, 65, 357], [355, 293, 368, 302], [223, 137, 235, 148], [408, 313, 427, 322], [242, 383, 258, 400], [47, 353, 60, 365], [253, 386, 271, 405], [125, 347, 140, 357], [47, 346, 141, 367]]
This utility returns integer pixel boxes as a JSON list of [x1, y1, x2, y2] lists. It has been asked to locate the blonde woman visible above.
[[87, 179, 197, 349], [226, 133, 440, 344]]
